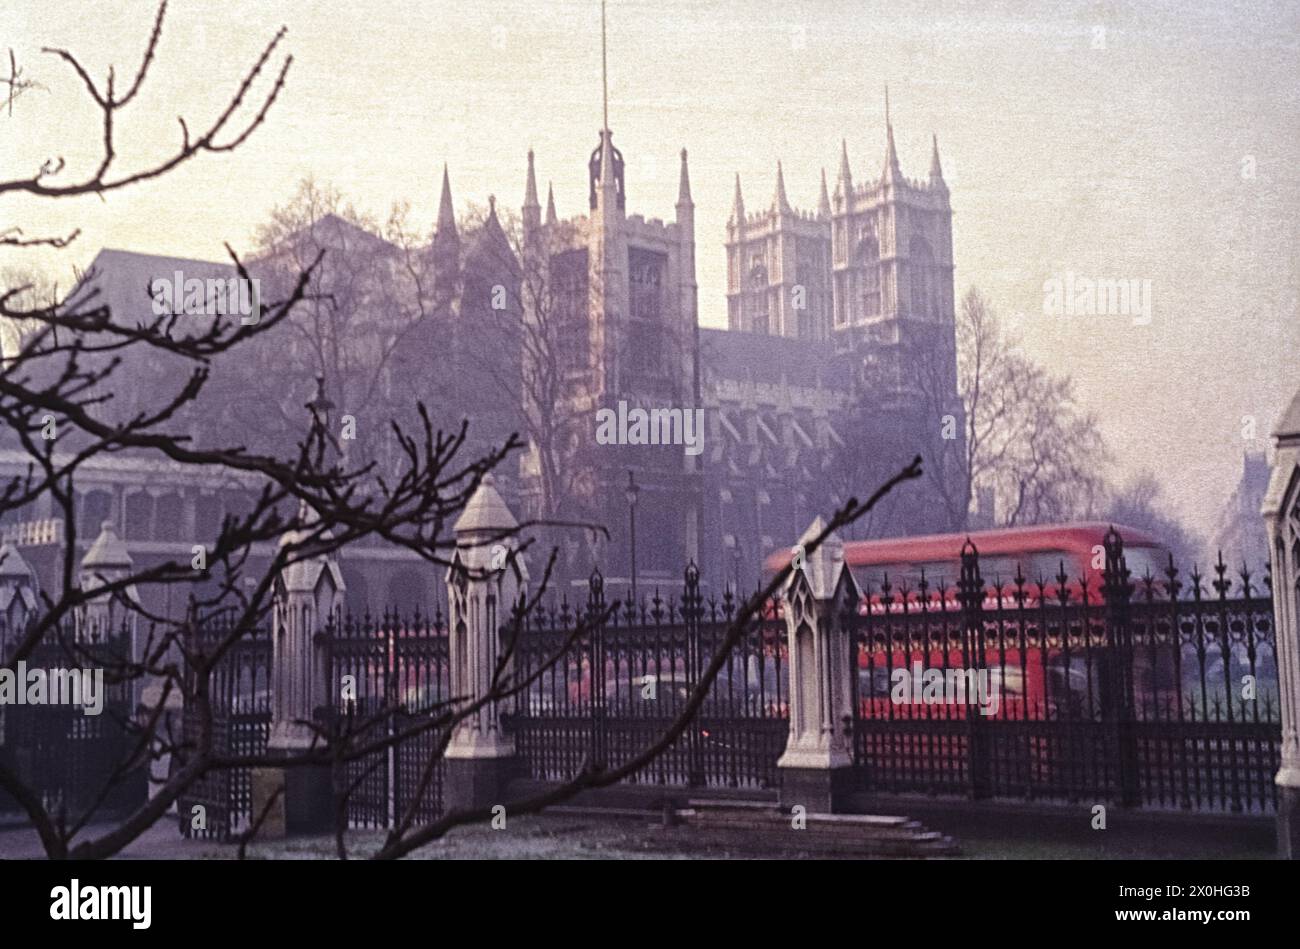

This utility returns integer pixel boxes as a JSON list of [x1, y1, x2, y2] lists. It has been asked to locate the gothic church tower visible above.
[[517, 3, 701, 590]]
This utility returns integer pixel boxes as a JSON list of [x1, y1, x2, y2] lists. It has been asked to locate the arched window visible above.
[[910, 236, 935, 318], [856, 236, 881, 319]]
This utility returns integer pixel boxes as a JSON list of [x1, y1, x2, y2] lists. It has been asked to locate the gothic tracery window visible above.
[[629, 248, 667, 374], [856, 235, 881, 320], [910, 235, 935, 319], [749, 257, 769, 334]]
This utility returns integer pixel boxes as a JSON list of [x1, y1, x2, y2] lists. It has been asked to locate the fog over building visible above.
[[0, 97, 965, 609]]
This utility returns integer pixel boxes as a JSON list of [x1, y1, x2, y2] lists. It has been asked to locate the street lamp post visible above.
[[625, 470, 640, 610]]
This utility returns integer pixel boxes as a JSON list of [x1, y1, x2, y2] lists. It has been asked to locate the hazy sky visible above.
[[6, 0, 1298, 548]]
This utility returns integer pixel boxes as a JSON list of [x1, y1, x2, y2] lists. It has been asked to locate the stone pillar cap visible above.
[[0, 542, 34, 580], [454, 474, 518, 535], [81, 520, 132, 570], [791, 517, 846, 600]]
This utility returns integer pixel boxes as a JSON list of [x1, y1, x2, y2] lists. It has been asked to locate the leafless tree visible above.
[[1102, 471, 1202, 567], [850, 286, 1109, 532], [451, 202, 600, 531], [1, 48, 46, 119], [0, 3, 923, 860], [234, 178, 453, 469], [956, 289, 1107, 526], [0, 1, 519, 858]]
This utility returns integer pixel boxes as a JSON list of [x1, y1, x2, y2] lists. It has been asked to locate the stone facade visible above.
[[2, 108, 964, 609]]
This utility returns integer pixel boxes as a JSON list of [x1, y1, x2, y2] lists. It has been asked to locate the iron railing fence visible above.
[[178, 611, 271, 840], [845, 529, 1280, 813], [0, 620, 141, 824], [9, 528, 1282, 844], [321, 609, 450, 831], [507, 564, 790, 791]]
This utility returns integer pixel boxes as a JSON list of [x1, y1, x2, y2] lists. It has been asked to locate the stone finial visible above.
[[773, 161, 791, 214], [454, 474, 518, 536], [791, 516, 846, 600], [81, 520, 132, 571]]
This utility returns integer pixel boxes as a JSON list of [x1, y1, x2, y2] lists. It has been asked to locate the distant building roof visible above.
[[76, 248, 240, 328], [700, 327, 853, 391]]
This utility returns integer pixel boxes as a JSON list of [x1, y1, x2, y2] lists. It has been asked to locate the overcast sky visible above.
[[6, 0, 1298, 549]]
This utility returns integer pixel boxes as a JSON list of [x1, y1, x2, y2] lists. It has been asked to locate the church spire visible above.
[[836, 138, 853, 197], [435, 164, 457, 241], [929, 133, 945, 186], [432, 164, 459, 285], [546, 181, 557, 225], [731, 173, 745, 225], [818, 167, 831, 217], [677, 148, 693, 206], [588, 1, 624, 212], [524, 148, 539, 208], [773, 161, 791, 214], [882, 85, 901, 185], [523, 149, 540, 233]]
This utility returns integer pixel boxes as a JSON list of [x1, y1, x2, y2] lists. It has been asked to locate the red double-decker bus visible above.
[[764, 522, 1174, 721], [766, 521, 1170, 605]]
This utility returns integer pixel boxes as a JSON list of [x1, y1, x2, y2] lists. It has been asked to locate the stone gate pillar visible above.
[[777, 517, 857, 813], [0, 542, 37, 656], [444, 474, 527, 811], [255, 511, 345, 836], [77, 521, 139, 644], [1263, 390, 1300, 858], [77, 522, 148, 809], [78, 522, 142, 717]]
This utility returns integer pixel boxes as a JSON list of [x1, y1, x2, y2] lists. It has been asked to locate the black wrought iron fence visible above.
[[178, 613, 271, 839], [0, 621, 141, 823], [20, 528, 1274, 845], [845, 529, 1281, 813], [321, 609, 450, 830], [508, 564, 790, 791]]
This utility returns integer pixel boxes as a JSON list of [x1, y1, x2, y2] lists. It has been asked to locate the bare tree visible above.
[[0, 1, 519, 858], [0, 264, 60, 359], [1, 48, 46, 120], [237, 178, 453, 469], [0, 4, 923, 861], [451, 203, 596, 529], [1103, 471, 1202, 567], [855, 286, 1109, 532]]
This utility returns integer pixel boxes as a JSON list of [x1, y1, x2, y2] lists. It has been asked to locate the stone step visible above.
[[672, 804, 960, 856], [669, 825, 959, 858]]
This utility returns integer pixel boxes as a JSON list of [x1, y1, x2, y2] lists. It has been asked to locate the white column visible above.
[[268, 522, 345, 751], [777, 517, 854, 771], [446, 474, 527, 759], [77, 520, 138, 642], [1263, 395, 1300, 796]]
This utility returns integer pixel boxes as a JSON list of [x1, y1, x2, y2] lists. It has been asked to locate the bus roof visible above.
[[764, 521, 1166, 574]]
